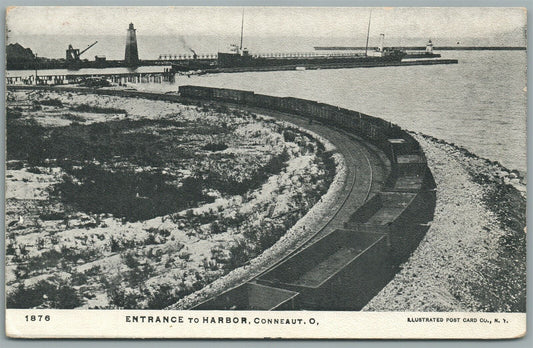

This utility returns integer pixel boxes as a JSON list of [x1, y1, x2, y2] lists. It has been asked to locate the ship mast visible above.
[[364, 10, 372, 56], [239, 10, 244, 54]]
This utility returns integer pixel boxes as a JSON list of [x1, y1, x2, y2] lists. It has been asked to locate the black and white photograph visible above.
[[4, 6, 527, 339]]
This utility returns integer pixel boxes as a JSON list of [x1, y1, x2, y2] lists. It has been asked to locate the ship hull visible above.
[[217, 52, 406, 69]]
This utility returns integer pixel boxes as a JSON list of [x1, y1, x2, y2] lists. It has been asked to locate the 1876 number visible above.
[[25, 315, 50, 322]]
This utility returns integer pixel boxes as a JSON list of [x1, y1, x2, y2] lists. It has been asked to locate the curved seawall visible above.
[[176, 86, 437, 311]]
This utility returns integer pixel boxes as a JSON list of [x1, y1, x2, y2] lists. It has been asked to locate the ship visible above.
[[216, 11, 406, 70], [217, 47, 406, 69]]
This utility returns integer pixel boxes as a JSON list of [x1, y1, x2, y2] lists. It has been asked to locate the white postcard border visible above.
[[5, 310, 526, 339]]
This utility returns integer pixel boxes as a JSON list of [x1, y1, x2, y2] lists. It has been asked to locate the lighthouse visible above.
[[425, 39, 434, 54], [125, 23, 139, 66]]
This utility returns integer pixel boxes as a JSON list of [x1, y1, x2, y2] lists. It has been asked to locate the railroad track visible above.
[[248, 109, 390, 275], [179, 102, 390, 306], [175, 86, 435, 310]]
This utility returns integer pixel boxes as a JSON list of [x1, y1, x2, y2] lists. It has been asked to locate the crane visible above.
[[66, 41, 98, 61]]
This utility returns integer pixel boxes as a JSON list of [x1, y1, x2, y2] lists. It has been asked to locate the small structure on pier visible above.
[[66, 41, 98, 62]]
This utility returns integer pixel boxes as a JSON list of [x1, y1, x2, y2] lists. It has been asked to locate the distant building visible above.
[[125, 23, 139, 66]]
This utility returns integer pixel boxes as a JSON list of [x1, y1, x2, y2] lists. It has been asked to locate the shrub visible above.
[[210, 221, 223, 234], [84, 265, 101, 277], [52, 167, 211, 222], [39, 211, 66, 221], [283, 130, 296, 142], [6, 117, 46, 165], [38, 98, 63, 107], [123, 252, 140, 269], [71, 271, 89, 286], [108, 288, 143, 309], [146, 227, 171, 238], [6, 242, 17, 256], [110, 236, 121, 252], [7, 279, 82, 309], [6, 107, 23, 120], [27, 166, 42, 174], [62, 113, 86, 123], [72, 104, 127, 114], [225, 239, 250, 270], [7, 161, 24, 170], [146, 283, 182, 309], [144, 234, 158, 245], [202, 142, 228, 151], [202, 258, 219, 271], [178, 251, 191, 261]]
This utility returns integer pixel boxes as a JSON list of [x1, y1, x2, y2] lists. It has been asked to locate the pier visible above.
[[314, 46, 527, 51], [5, 69, 175, 86], [5, 58, 458, 86], [184, 58, 459, 74]]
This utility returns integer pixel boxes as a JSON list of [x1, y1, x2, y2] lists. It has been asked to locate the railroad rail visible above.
[[176, 86, 436, 311]]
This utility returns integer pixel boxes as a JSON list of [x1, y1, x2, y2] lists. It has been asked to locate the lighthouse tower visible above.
[[125, 23, 139, 66], [425, 39, 434, 53]]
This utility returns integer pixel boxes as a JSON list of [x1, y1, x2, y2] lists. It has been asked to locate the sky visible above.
[[6, 6, 527, 40]]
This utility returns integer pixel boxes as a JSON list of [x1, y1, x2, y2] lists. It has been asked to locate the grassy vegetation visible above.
[[36, 98, 64, 107], [202, 142, 228, 151], [7, 277, 82, 309], [204, 149, 290, 196], [6, 95, 334, 309], [6, 116, 195, 166], [53, 166, 210, 222]]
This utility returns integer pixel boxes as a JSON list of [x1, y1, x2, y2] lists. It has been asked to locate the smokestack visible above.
[[379, 33, 385, 56], [125, 23, 139, 66]]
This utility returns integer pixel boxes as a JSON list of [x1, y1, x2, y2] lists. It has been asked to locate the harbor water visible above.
[[132, 50, 526, 175], [7, 50, 527, 174]]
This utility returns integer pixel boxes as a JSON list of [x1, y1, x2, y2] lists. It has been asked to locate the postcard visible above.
[[4, 6, 527, 339]]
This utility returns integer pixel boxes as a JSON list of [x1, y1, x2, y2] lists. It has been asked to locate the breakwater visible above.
[[6, 58, 458, 85], [315, 46, 526, 51], [187, 58, 458, 74]]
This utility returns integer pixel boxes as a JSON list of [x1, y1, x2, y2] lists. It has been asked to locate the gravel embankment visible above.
[[364, 134, 526, 312]]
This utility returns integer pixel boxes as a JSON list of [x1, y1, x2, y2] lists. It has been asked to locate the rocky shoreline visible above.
[[364, 133, 526, 312]]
